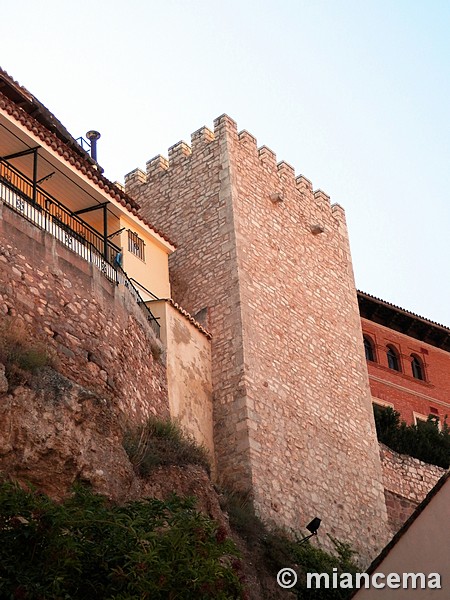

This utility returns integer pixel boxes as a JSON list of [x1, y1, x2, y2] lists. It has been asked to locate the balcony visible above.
[[0, 157, 160, 338]]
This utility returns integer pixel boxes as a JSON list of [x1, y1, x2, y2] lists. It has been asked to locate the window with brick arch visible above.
[[387, 345, 401, 372], [411, 354, 425, 380], [363, 335, 376, 362]]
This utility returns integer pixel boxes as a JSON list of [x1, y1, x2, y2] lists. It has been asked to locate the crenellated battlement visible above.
[[168, 140, 192, 162], [125, 116, 335, 215], [124, 167, 146, 188], [191, 125, 215, 149], [238, 129, 258, 149]]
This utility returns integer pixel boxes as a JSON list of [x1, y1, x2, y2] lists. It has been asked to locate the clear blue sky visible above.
[[2, 0, 449, 326]]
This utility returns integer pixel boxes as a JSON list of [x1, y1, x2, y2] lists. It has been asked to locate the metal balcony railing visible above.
[[0, 158, 160, 338]]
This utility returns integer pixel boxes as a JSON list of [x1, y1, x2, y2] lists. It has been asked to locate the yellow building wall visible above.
[[149, 300, 215, 470], [118, 215, 171, 300]]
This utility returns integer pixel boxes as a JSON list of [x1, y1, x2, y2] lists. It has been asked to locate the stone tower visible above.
[[125, 115, 389, 560]]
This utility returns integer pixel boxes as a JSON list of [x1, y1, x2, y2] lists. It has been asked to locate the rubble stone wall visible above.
[[380, 443, 446, 532], [0, 201, 169, 424]]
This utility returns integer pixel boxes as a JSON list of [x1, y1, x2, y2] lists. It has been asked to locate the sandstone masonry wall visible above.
[[0, 201, 169, 424], [380, 443, 446, 533], [126, 119, 253, 487], [383, 489, 418, 534], [128, 115, 389, 562], [150, 300, 214, 464], [380, 443, 446, 504]]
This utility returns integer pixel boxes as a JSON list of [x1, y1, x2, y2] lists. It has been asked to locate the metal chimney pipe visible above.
[[86, 130, 101, 162]]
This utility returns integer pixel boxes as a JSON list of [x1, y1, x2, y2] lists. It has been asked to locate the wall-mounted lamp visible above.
[[297, 517, 321, 545]]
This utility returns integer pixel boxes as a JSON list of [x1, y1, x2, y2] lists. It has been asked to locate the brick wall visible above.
[[128, 115, 389, 562], [362, 319, 450, 425], [0, 201, 169, 424], [383, 489, 417, 534]]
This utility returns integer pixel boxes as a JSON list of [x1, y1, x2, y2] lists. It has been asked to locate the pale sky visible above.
[[2, 0, 449, 326]]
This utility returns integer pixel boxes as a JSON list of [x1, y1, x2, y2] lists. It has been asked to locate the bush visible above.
[[221, 489, 266, 544], [221, 487, 359, 600], [123, 417, 211, 476], [373, 405, 450, 468], [0, 482, 245, 599], [0, 318, 53, 387], [291, 536, 359, 599]]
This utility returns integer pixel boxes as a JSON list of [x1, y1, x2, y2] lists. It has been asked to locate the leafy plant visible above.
[[291, 535, 359, 599], [373, 405, 450, 468], [0, 481, 245, 599], [221, 487, 359, 600], [123, 416, 211, 476], [221, 489, 266, 544]]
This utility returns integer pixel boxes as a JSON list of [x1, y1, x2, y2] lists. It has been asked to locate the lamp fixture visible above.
[[297, 517, 321, 545]]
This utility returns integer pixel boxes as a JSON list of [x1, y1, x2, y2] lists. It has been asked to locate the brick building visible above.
[[359, 291, 450, 427]]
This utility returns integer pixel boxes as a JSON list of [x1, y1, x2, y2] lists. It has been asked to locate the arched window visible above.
[[363, 335, 376, 362], [411, 355, 424, 380], [387, 345, 401, 372]]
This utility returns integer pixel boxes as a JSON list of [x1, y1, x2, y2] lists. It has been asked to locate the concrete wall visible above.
[[150, 300, 214, 463], [0, 199, 169, 425], [127, 115, 389, 562]]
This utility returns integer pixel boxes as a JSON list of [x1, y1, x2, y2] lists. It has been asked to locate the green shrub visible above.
[[221, 487, 359, 600], [123, 417, 211, 476], [291, 536, 359, 599], [221, 489, 266, 544], [373, 405, 450, 468], [0, 482, 245, 599]]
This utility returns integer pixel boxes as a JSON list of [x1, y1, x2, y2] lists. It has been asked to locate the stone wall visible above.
[[127, 115, 389, 562], [149, 300, 214, 466], [380, 443, 446, 532], [383, 489, 418, 534], [0, 200, 169, 424]]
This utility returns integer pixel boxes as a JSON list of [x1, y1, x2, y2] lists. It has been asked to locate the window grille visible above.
[[128, 230, 145, 261]]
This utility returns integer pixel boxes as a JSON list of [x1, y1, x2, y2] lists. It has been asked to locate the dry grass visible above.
[[123, 417, 211, 476], [0, 317, 54, 388]]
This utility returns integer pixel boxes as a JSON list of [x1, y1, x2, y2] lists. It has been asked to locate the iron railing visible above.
[[0, 158, 160, 338]]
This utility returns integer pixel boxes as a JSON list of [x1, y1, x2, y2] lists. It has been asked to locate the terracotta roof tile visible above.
[[0, 67, 175, 248], [165, 299, 212, 339]]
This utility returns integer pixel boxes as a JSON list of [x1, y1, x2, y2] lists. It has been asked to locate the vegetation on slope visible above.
[[123, 416, 211, 476], [0, 318, 54, 388], [0, 482, 245, 600], [223, 491, 360, 599]]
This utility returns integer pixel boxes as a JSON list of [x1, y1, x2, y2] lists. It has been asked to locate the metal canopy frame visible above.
[[2, 145, 112, 260], [2, 145, 40, 206], [75, 202, 110, 258]]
